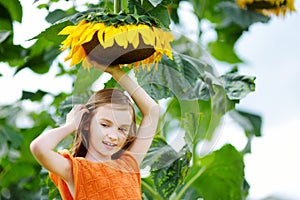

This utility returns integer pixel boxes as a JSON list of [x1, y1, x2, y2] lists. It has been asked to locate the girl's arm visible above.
[[92, 62, 160, 164], [30, 105, 89, 183]]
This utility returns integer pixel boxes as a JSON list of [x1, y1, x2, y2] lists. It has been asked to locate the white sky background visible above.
[[0, 0, 300, 199], [231, 3, 300, 199]]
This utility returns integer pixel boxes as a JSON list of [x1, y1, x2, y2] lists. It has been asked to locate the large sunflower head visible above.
[[58, 11, 174, 71], [236, 0, 296, 16]]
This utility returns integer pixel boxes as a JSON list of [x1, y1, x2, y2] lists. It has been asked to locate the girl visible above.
[[30, 61, 160, 200]]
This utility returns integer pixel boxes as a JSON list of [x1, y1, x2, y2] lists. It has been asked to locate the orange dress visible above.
[[49, 150, 142, 200]]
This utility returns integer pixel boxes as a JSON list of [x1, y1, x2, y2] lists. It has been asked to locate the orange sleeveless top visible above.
[[49, 150, 142, 200]]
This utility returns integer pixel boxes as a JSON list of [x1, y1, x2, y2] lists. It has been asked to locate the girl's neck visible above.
[[85, 151, 111, 163]]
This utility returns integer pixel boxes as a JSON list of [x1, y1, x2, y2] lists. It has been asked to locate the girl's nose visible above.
[[107, 132, 118, 141]]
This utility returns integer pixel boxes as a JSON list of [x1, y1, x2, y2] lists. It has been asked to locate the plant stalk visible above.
[[141, 181, 163, 200], [173, 167, 206, 200], [114, 0, 122, 13]]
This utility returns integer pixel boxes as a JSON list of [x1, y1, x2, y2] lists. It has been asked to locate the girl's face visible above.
[[86, 104, 133, 161]]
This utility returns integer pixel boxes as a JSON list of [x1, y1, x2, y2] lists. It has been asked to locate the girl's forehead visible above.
[[94, 104, 133, 124]]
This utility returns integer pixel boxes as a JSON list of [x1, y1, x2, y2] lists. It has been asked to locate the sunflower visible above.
[[236, 0, 296, 16], [58, 12, 174, 71]]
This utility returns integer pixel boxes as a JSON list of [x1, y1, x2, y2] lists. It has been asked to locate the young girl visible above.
[[30, 61, 160, 200]]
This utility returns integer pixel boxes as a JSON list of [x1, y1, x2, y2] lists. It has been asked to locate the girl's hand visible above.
[[87, 57, 122, 75], [65, 104, 89, 132]]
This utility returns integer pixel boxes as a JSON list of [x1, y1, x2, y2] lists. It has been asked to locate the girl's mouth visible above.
[[102, 141, 117, 149]]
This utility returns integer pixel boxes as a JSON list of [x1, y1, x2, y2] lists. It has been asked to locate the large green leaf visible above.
[[220, 72, 256, 100], [0, 125, 23, 153], [16, 44, 60, 74], [46, 9, 70, 24], [216, 2, 270, 29], [127, 0, 171, 28], [190, 0, 226, 23], [181, 85, 235, 144], [32, 20, 72, 44], [21, 90, 48, 102], [230, 110, 262, 137], [141, 137, 191, 199], [0, 0, 22, 22], [208, 40, 243, 64], [229, 109, 262, 153], [73, 67, 103, 94], [0, 18, 12, 30], [136, 52, 221, 101], [148, 5, 170, 28], [0, 43, 27, 66], [195, 144, 246, 200], [0, 163, 36, 188]]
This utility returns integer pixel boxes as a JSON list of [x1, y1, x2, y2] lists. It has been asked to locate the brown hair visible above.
[[70, 88, 137, 159]]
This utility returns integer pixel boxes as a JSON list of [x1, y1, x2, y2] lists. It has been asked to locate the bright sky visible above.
[[0, 0, 300, 199], [219, 2, 300, 199]]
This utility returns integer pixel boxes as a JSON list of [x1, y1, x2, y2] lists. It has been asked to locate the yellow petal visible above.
[[61, 35, 73, 48], [97, 29, 105, 45], [126, 25, 139, 48], [70, 45, 86, 66], [71, 22, 91, 46], [64, 50, 73, 62], [104, 26, 122, 41], [77, 24, 97, 45], [115, 32, 128, 48], [102, 37, 114, 48], [138, 26, 155, 46], [82, 57, 93, 69]]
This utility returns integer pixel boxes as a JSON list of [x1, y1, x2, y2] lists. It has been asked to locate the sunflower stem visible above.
[[114, 0, 122, 13]]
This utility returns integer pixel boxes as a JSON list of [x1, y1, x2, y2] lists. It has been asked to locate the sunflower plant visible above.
[[57, 0, 174, 71], [59, 11, 173, 70], [236, 0, 296, 16]]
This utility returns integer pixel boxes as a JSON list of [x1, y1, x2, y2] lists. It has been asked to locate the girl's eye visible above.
[[120, 128, 127, 132], [119, 127, 129, 135], [101, 123, 108, 127]]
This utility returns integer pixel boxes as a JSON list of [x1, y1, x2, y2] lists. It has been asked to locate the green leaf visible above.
[[32, 20, 72, 44], [21, 90, 48, 101], [181, 85, 235, 144], [229, 109, 262, 154], [136, 52, 220, 101], [216, 2, 270, 29], [142, 137, 191, 198], [220, 73, 256, 100], [230, 110, 262, 138], [46, 9, 69, 24], [196, 144, 246, 200], [58, 92, 91, 125], [73, 67, 102, 94], [190, 0, 224, 23], [0, 43, 27, 66], [0, 18, 12, 30], [0, 163, 36, 187], [0, 125, 23, 150], [208, 40, 242, 64], [148, 5, 170, 28], [19, 111, 56, 164], [0, 0, 23, 22], [16, 44, 60, 74]]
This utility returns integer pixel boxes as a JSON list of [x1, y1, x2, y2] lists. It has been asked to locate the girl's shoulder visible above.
[[55, 149, 140, 173]]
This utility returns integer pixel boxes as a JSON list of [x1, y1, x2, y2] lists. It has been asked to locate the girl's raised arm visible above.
[[30, 105, 89, 184], [92, 63, 160, 165]]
